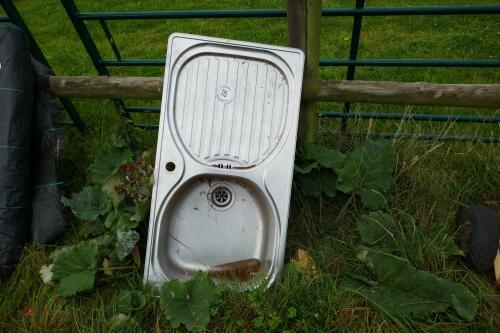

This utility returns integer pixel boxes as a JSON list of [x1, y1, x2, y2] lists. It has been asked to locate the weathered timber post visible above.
[[287, 0, 322, 143]]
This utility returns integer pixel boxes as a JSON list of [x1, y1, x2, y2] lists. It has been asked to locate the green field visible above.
[[1, 0, 499, 332]]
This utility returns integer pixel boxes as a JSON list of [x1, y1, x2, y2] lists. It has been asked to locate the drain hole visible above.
[[211, 186, 232, 207], [165, 162, 176, 172]]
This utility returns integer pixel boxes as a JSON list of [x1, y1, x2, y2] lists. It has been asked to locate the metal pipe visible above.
[[77, 9, 287, 20], [76, 5, 500, 20], [100, 59, 164, 66], [134, 124, 159, 130], [321, 5, 500, 16], [101, 58, 500, 68], [341, 0, 365, 133], [99, 19, 122, 61], [320, 59, 500, 67], [320, 112, 500, 123], [124, 106, 161, 113], [320, 131, 500, 143]]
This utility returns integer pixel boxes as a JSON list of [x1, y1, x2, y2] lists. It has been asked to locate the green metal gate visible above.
[[57, 1, 500, 141]]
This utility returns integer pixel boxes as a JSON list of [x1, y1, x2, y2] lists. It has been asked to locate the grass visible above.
[[1, 0, 499, 331]]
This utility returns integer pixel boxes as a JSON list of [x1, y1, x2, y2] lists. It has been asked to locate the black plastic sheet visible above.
[[0, 25, 67, 278], [30, 59, 67, 244]]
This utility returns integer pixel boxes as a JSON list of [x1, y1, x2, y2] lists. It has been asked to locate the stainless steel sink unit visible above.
[[144, 33, 304, 289]]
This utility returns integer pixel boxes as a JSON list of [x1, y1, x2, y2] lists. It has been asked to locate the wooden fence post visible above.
[[287, 0, 322, 143]]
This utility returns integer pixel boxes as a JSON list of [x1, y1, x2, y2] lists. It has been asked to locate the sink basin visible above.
[[157, 175, 275, 284], [144, 33, 304, 289]]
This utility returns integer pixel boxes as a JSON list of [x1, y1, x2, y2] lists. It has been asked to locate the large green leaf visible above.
[[357, 211, 398, 249], [342, 248, 477, 327], [160, 272, 217, 332], [51, 241, 99, 296], [90, 148, 132, 184], [302, 143, 345, 170], [61, 186, 111, 221], [336, 140, 395, 210], [298, 169, 337, 198], [109, 230, 140, 261]]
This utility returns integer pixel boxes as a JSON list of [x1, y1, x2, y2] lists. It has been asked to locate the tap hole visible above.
[[165, 162, 176, 172]]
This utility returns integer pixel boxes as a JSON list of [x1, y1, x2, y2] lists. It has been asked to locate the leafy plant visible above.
[[40, 125, 153, 296], [47, 241, 99, 296], [159, 272, 218, 332], [342, 247, 478, 327], [295, 143, 344, 198], [90, 148, 132, 184], [295, 139, 395, 210], [357, 211, 398, 248], [301, 143, 345, 170], [336, 140, 395, 210], [61, 186, 111, 221]]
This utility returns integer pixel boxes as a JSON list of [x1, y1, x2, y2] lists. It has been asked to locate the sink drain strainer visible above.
[[212, 186, 232, 207], [208, 184, 234, 210]]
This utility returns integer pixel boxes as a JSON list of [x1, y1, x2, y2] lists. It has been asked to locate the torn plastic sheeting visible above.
[[0, 24, 67, 279], [0, 24, 33, 278]]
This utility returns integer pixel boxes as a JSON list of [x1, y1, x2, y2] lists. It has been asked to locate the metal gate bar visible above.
[[60, 0, 130, 119], [99, 58, 500, 68], [341, 0, 365, 133], [320, 112, 500, 123], [321, 6, 500, 16], [320, 132, 500, 144], [1, 0, 85, 130], [320, 59, 500, 67], [74, 5, 500, 20]]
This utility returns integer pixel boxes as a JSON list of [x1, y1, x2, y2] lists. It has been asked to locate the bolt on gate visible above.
[[59, 0, 500, 142]]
